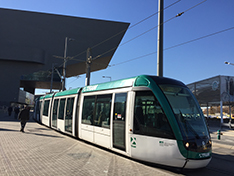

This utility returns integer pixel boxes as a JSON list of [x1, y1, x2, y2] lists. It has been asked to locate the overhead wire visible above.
[[63, 0, 208, 86], [64, 0, 183, 87], [109, 26, 234, 67], [164, 26, 234, 51], [90, 0, 207, 65], [66, 0, 182, 63], [40, 1, 183, 88], [66, 0, 208, 86], [67, 25, 234, 85]]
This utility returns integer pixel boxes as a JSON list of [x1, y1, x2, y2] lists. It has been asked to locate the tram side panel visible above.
[[33, 99, 40, 122], [77, 87, 186, 168], [79, 92, 112, 148], [40, 98, 52, 127], [79, 88, 132, 152], [50, 94, 79, 136], [79, 94, 94, 143], [35, 75, 211, 169], [128, 89, 185, 168]]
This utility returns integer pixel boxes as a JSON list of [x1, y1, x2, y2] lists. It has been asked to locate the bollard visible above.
[[229, 119, 232, 129], [217, 130, 222, 140]]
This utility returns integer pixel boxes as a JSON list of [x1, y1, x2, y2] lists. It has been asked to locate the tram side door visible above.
[[113, 93, 127, 151]]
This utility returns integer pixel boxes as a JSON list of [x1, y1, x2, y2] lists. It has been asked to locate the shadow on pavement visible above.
[[0, 128, 19, 132], [0, 126, 64, 138], [25, 132, 65, 138]]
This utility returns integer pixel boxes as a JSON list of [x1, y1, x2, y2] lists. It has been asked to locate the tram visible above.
[[34, 75, 212, 169]]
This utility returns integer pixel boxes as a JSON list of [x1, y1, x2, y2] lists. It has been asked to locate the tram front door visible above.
[[113, 93, 127, 151]]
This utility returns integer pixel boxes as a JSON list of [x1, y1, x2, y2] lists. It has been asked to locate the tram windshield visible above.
[[159, 85, 209, 139]]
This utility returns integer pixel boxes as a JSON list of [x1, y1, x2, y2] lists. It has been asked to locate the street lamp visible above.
[[102, 76, 112, 82], [62, 37, 75, 91], [224, 61, 234, 66]]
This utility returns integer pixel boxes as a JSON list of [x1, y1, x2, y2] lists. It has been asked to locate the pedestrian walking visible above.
[[229, 117, 232, 129], [4, 106, 8, 115], [18, 105, 30, 132], [14, 106, 20, 119], [8, 106, 13, 116]]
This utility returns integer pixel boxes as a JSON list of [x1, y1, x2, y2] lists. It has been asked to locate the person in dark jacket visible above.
[[18, 105, 30, 132], [8, 106, 13, 116], [14, 106, 20, 119]]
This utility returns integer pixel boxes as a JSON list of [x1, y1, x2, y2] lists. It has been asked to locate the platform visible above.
[[0, 111, 174, 176]]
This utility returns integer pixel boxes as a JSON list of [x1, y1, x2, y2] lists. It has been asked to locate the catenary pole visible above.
[[157, 0, 164, 77], [85, 48, 92, 86], [50, 63, 55, 93], [62, 37, 68, 91]]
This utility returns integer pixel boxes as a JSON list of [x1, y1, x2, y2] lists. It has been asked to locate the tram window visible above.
[[35, 101, 40, 116], [113, 93, 127, 150], [52, 99, 59, 127], [133, 91, 175, 139], [82, 96, 95, 125], [66, 98, 74, 117], [82, 94, 112, 128], [39, 101, 42, 111], [65, 98, 74, 132], [94, 94, 112, 128], [39, 101, 42, 119], [58, 98, 66, 120], [43, 100, 50, 116], [113, 93, 127, 122]]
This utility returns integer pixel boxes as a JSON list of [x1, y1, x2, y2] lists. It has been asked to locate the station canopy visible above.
[[187, 75, 234, 107], [0, 8, 130, 90]]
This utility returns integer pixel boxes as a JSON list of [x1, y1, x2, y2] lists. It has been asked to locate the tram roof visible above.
[[40, 93, 54, 100], [82, 76, 137, 93], [82, 75, 185, 92], [39, 75, 187, 98], [82, 75, 186, 93], [54, 88, 82, 97]]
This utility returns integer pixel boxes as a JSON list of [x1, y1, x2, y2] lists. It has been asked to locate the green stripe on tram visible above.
[[39, 93, 54, 100], [54, 87, 82, 97], [82, 77, 137, 93]]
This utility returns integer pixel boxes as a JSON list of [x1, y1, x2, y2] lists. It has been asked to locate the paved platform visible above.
[[207, 118, 234, 147], [0, 111, 175, 176], [1, 111, 234, 176]]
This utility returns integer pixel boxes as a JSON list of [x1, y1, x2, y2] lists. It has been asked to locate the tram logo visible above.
[[83, 85, 98, 91], [159, 141, 175, 147], [131, 137, 136, 148]]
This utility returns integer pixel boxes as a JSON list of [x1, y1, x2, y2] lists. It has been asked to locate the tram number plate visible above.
[[199, 153, 210, 158]]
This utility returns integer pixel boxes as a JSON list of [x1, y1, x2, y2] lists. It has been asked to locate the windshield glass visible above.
[[159, 85, 209, 139]]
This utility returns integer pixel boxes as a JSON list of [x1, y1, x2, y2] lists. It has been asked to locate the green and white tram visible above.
[[39, 93, 54, 126], [35, 75, 211, 169]]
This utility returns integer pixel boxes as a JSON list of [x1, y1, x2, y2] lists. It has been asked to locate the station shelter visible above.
[[187, 75, 234, 123]]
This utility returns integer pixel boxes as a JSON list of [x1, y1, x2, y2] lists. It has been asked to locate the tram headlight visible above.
[[183, 141, 197, 150], [183, 139, 211, 152]]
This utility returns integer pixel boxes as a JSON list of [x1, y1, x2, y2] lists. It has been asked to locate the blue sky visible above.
[[1, 0, 234, 94]]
